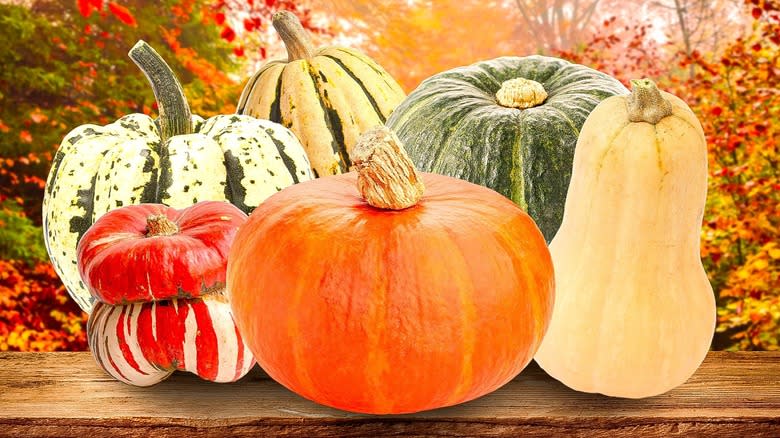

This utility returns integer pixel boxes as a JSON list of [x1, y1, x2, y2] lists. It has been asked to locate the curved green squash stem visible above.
[[129, 40, 192, 142]]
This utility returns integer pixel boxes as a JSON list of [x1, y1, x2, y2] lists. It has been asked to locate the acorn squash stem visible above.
[[273, 11, 315, 61], [627, 79, 673, 124], [129, 40, 192, 142]]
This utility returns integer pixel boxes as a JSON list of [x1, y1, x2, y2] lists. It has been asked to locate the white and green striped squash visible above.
[[43, 41, 313, 313], [237, 11, 405, 178]]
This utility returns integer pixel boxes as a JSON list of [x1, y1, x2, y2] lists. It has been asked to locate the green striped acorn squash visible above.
[[43, 41, 313, 313], [386, 55, 628, 242], [237, 11, 405, 178]]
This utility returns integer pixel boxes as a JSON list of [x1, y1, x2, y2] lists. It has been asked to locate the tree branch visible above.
[[515, 0, 545, 47]]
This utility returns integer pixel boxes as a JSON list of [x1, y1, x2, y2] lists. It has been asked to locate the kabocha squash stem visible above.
[[273, 11, 315, 61], [129, 40, 192, 142], [496, 78, 547, 109], [351, 127, 425, 210], [627, 78, 673, 124]]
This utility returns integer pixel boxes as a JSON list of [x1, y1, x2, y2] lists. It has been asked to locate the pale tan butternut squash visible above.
[[533, 79, 715, 398]]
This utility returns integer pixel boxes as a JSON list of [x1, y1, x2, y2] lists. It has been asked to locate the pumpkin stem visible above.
[[496, 78, 547, 109], [627, 78, 673, 124], [351, 127, 425, 210], [146, 214, 179, 237], [273, 11, 315, 61], [129, 40, 193, 143]]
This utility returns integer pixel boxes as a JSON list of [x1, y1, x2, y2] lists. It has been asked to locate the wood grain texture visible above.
[[0, 351, 778, 437]]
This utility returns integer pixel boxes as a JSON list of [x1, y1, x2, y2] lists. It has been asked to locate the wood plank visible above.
[[0, 351, 778, 437]]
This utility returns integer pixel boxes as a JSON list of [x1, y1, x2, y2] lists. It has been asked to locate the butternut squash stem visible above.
[[627, 78, 673, 124], [129, 40, 192, 143], [273, 11, 315, 61], [350, 126, 425, 211], [146, 214, 179, 237]]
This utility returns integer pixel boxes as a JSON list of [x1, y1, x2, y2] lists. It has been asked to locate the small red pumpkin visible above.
[[79, 200, 255, 386], [78, 201, 246, 304], [227, 127, 555, 414]]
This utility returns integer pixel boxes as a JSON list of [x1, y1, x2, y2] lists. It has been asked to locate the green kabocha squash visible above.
[[237, 11, 405, 177], [386, 55, 627, 242], [43, 41, 313, 313]]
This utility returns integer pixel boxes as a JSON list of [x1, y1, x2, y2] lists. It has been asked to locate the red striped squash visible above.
[[77, 201, 246, 304], [88, 296, 254, 386], [227, 128, 554, 414], [78, 201, 254, 385]]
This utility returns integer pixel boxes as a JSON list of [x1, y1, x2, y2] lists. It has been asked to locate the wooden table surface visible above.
[[0, 351, 778, 437]]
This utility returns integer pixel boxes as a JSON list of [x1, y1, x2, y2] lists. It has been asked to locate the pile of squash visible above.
[[43, 11, 715, 414]]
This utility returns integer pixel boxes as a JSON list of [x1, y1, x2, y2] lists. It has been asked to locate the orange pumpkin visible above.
[[227, 127, 554, 414]]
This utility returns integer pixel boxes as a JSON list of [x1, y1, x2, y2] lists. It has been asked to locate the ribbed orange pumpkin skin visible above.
[[227, 172, 554, 414]]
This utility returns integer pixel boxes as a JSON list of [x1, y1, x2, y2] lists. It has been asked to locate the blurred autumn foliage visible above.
[[0, 0, 778, 351], [0, 260, 86, 351]]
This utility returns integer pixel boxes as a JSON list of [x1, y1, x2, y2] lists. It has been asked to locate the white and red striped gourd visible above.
[[88, 297, 254, 386]]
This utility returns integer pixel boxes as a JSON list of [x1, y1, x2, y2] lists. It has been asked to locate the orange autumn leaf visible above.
[[18, 131, 32, 143], [29, 109, 48, 124]]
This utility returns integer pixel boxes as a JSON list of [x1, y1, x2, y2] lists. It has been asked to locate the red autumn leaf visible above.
[[77, 0, 90, 17], [233, 46, 245, 57], [76, 0, 100, 17], [243, 18, 254, 31], [215, 12, 226, 25], [259, 46, 267, 58], [752, 42, 762, 51], [220, 26, 236, 42], [107, 2, 137, 27], [753, 7, 763, 19], [266, 0, 276, 6], [711, 106, 723, 116]]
